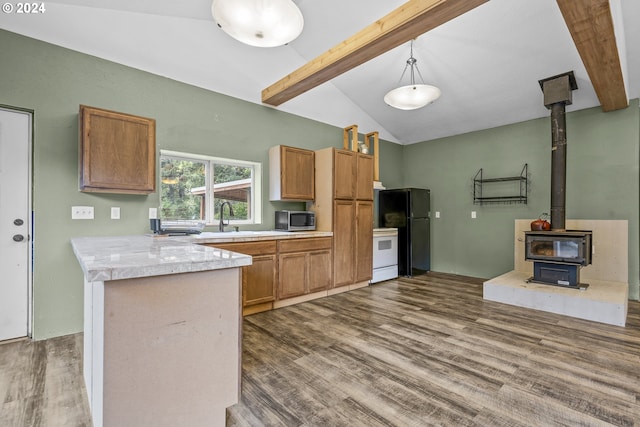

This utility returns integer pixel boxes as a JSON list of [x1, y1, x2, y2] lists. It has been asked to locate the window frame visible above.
[[160, 149, 262, 226]]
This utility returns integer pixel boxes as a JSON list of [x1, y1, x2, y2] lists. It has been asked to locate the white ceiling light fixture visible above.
[[211, 0, 304, 48], [384, 40, 441, 110]]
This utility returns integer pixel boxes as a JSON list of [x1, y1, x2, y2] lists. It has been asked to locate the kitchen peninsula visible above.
[[71, 235, 252, 427]]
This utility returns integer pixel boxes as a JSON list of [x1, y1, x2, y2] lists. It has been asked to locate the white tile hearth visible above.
[[484, 219, 629, 326], [484, 270, 628, 326]]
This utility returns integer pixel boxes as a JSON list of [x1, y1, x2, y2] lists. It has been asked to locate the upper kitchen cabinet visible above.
[[269, 145, 315, 201], [333, 149, 356, 199], [330, 149, 372, 201], [79, 105, 156, 194]]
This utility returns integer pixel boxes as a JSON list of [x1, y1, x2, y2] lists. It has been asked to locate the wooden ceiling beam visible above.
[[262, 0, 488, 106], [556, 0, 628, 111]]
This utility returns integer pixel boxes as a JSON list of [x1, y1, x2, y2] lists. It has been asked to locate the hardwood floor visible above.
[[228, 273, 640, 426], [0, 334, 91, 427], [2, 273, 639, 426]]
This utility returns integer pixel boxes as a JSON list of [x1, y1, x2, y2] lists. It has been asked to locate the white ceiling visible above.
[[1, 0, 638, 144]]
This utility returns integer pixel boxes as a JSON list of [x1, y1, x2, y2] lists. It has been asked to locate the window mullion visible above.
[[207, 160, 216, 224]]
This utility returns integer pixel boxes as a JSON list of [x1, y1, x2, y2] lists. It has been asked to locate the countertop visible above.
[[71, 235, 252, 282], [71, 231, 332, 282], [191, 230, 332, 244], [373, 228, 398, 236]]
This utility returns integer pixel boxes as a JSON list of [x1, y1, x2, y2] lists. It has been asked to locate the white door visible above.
[[0, 107, 32, 341]]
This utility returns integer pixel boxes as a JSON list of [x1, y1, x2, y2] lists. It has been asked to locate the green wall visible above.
[[403, 101, 640, 298], [1, 29, 638, 340], [0, 30, 399, 339]]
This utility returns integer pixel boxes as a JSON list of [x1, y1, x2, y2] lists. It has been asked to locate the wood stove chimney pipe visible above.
[[539, 71, 577, 231]]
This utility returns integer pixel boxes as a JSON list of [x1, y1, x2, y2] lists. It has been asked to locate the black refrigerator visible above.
[[378, 188, 430, 276]]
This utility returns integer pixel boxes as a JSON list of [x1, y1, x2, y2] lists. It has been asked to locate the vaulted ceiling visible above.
[[1, 0, 638, 144]]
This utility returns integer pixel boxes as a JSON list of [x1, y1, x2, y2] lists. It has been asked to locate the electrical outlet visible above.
[[111, 207, 121, 220], [471, 211, 477, 219], [72, 206, 94, 220], [149, 208, 158, 219]]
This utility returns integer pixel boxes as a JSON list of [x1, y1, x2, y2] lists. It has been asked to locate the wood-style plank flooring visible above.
[[0, 333, 91, 426], [228, 273, 640, 426], [2, 272, 639, 426]]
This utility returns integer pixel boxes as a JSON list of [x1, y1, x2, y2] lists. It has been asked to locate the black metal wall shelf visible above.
[[473, 164, 528, 205]]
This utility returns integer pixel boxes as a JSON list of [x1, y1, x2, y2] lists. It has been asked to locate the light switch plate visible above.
[[435, 211, 440, 218], [72, 206, 94, 220], [149, 208, 158, 219], [111, 207, 121, 220], [471, 211, 477, 219]]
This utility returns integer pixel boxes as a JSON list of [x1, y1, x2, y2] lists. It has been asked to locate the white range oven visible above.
[[371, 228, 399, 283]]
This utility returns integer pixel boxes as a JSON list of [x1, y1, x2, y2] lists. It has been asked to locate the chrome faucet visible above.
[[218, 201, 234, 232]]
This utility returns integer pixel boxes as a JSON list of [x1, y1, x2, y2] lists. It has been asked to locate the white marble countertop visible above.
[[71, 231, 333, 282], [71, 235, 253, 282]]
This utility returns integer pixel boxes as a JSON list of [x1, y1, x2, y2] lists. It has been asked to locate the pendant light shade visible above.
[[212, 0, 304, 48], [384, 84, 441, 110], [384, 41, 440, 110]]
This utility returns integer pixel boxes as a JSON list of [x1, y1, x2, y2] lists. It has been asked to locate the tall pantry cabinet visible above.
[[310, 148, 374, 289]]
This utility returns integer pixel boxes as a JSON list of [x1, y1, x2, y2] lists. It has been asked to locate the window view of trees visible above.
[[212, 164, 251, 221], [160, 152, 258, 224], [160, 158, 205, 220]]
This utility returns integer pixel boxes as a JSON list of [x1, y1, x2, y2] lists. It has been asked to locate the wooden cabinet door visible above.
[[79, 105, 156, 194], [277, 237, 333, 298], [280, 146, 315, 200], [211, 241, 277, 308], [356, 153, 374, 201], [243, 254, 276, 306], [308, 250, 332, 293], [278, 252, 308, 299], [270, 145, 315, 201], [333, 200, 355, 287], [333, 149, 356, 200], [355, 201, 374, 282]]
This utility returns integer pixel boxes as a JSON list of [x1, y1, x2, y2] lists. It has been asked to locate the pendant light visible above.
[[384, 40, 441, 110], [211, 0, 304, 48]]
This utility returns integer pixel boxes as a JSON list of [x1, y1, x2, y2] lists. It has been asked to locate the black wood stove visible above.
[[526, 72, 592, 290], [525, 230, 592, 289]]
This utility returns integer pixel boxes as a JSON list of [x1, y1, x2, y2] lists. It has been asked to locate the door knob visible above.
[[14, 219, 24, 226], [13, 234, 25, 242]]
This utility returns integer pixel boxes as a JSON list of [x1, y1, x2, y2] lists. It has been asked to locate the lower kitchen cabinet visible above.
[[278, 252, 307, 299], [308, 250, 332, 293], [333, 200, 355, 288], [278, 237, 332, 299], [205, 236, 333, 314], [208, 241, 276, 314], [332, 200, 372, 287], [355, 200, 374, 283], [243, 255, 277, 305]]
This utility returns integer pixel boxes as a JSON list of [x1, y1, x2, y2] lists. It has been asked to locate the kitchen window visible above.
[[159, 150, 262, 225]]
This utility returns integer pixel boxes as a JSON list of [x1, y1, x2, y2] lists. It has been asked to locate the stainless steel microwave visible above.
[[275, 210, 316, 231]]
